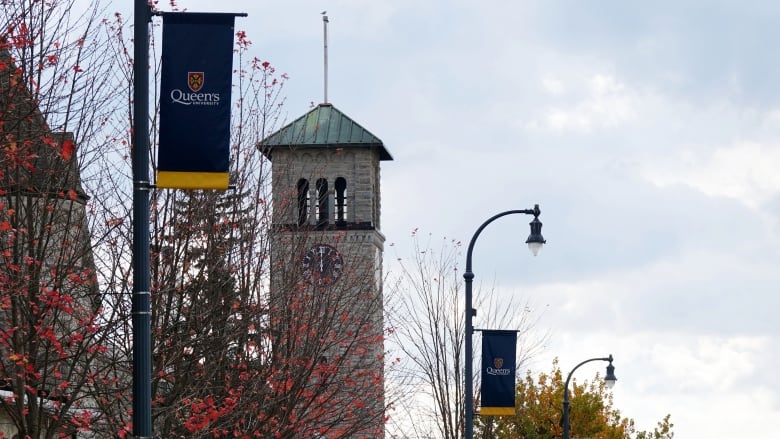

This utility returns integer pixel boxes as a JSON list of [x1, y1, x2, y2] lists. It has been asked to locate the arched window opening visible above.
[[297, 179, 309, 226], [335, 177, 347, 223], [316, 178, 329, 225]]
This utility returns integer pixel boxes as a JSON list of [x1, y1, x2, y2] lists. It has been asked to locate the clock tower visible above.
[[262, 103, 392, 438]]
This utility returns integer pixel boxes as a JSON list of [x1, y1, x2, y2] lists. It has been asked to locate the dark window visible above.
[[335, 177, 347, 223], [316, 178, 329, 225], [297, 179, 309, 226]]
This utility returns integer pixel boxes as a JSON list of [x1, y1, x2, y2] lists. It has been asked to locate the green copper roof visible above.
[[261, 103, 392, 161]]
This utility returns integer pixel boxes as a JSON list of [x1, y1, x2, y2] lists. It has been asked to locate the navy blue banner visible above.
[[481, 330, 517, 415], [157, 13, 235, 189]]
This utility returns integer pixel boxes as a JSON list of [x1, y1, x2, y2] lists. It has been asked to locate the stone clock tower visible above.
[[262, 103, 392, 438]]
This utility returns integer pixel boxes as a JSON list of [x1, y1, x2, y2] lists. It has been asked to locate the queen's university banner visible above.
[[157, 13, 235, 190], [481, 330, 517, 416]]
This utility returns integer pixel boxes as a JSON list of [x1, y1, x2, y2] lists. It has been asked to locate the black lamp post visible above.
[[562, 355, 618, 439], [132, 1, 153, 438], [463, 205, 546, 439]]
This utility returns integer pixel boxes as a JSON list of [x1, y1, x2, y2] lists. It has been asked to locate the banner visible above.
[[157, 13, 235, 189], [481, 330, 517, 416]]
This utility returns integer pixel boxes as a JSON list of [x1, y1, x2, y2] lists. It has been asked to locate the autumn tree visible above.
[[478, 358, 673, 439], [634, 415, 674, 439], [2, 0, 394, 436], [263, 226, 387, 438], [385, 232, 546, 439], [1, 0, 283, 436], [0, 0, 131, 437]]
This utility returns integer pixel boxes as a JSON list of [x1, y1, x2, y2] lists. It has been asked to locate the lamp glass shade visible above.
[[528, 241, 543, 256], [525, 217, 545, 256]]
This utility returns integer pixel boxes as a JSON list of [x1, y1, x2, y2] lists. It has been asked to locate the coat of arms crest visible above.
[[188, 72, 204, 92]]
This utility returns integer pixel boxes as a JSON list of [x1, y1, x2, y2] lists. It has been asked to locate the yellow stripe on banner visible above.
[[480, 407, 515, 416], [156, 171, 230, 190]]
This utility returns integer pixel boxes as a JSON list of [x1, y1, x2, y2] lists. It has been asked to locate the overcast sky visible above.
[[176, 1, 778, 437]]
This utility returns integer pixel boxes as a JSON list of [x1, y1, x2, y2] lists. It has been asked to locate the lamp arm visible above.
[[563, 356, 612, 403], [464, 207, 538, 275]]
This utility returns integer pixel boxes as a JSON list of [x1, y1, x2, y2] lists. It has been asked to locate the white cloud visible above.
[[647, 336, 763, 392], [641, 140, 780, 208], [541, 77, 566, 96], [536, 74, 638, 133]]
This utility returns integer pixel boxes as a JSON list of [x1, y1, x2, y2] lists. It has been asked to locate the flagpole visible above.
[[132, 0, 153, 437], [322, 11, 329, 104]]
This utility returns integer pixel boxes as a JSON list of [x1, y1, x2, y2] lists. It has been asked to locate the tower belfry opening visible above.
[[297, 178, 310, 226], [335, 176, 347, 224]]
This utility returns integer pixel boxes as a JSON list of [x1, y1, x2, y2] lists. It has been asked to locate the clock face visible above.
[[301, 244, 344, 286]]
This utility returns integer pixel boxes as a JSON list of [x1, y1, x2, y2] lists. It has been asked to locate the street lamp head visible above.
[[525, 205, 546, 256], [604, 355, 617, 389]]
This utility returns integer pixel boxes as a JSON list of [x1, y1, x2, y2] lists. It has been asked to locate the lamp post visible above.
[[463, 205, 546, 439], [562, 355, 618, 439], [132, 1, 153, 438]]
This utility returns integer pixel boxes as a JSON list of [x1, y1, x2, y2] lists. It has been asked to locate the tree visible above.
[[263, 227, 387, 438], [0, 0, 130, 437], [385, 232, 546, 439], [480, 358, 673, 439], [634, 415, 674, 439]]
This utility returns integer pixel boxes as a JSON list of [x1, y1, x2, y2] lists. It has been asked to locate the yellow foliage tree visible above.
[[476, 358, 673, 439]]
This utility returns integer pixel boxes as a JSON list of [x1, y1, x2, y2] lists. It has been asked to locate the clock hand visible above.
[[319, 247, 324, 272]]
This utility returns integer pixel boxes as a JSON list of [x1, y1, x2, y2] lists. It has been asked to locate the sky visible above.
[[167, 1, 779, 437]]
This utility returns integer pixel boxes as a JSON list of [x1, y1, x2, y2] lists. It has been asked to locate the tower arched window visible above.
[[297, 179, 309, 226], [335, 177, 347, 223], [316, 178, 329, 225]]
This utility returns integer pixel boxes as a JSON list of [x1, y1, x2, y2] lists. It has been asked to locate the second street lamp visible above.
[[463, 204, 546, 439], [562, 355, 618, 439]]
